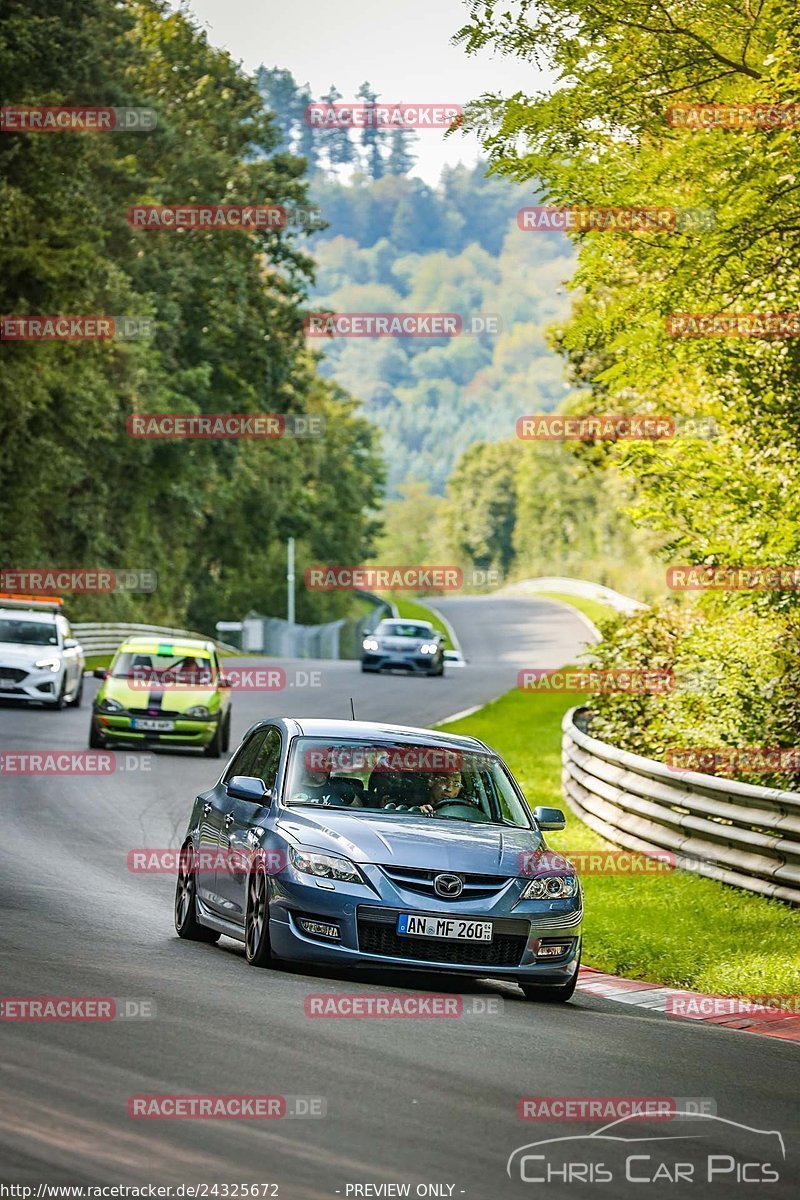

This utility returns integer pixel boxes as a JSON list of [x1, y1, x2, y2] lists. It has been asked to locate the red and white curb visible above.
[[577, 966, 800, 1043]]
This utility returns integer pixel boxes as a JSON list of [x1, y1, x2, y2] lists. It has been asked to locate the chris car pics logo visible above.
[[507, 1112, 785, 1186]]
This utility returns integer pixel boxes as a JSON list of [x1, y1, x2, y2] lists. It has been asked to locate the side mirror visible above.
[[63, 637, 79, 649], [218, 676, 233, 688], [226, 775, 269, 803], [93, 668, 108, 679], [534, 806, 566, 831]]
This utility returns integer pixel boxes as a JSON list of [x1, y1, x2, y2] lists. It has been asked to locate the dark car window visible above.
[[0, 618, 58, 646], [224, 729, 268, 781], [283, 737, 532, 827], [251, 728, 282, 790]]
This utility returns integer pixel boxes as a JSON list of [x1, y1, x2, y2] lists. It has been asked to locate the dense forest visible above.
[[256, 69, 576, 494], [453, 0, 800, 781], [0, 0, 383, 629]]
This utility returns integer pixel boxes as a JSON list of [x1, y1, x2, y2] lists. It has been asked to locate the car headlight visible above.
[[34, 655, 61, 672], [185, 705, 211, 719], [419, 642, 438, 654], [362, 638, 379, 652], [289, 846, 363, 883], [97, 697, 124, 713], [521, 874, 578, 900]]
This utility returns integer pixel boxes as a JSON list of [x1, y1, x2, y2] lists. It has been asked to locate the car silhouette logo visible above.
[[434, 873, 463, 897]]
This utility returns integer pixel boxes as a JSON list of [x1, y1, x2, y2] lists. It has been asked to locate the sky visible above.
[[175, 0, 552, 184]]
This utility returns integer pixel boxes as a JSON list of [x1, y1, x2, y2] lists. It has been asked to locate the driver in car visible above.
[[426, 770, 463, 808]]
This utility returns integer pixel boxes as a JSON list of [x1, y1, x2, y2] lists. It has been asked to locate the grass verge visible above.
[[535, 591, 620, 629], [438, 684, 800, 996]]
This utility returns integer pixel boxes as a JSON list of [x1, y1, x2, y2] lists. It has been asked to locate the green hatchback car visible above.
[[89, 636, 232, 756]]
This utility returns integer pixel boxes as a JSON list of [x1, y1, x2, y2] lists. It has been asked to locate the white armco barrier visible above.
[[498, 576, 645, 616], [562, 707, 800, 906]]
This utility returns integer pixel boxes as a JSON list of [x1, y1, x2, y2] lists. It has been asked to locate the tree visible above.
[[319, 85, 355, 176], [446, 442, 517, 575], [386, 127, 417, 176], [356, 81, 386, 180]]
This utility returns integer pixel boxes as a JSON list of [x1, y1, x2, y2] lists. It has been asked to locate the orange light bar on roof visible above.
[[0, 593, 64, 606]]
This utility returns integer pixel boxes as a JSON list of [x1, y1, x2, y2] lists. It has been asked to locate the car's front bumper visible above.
[[362, 653, 440, 674], [93, 710, 220, 747], [267, 879, 582, 983], [0, 663, 66, 703]]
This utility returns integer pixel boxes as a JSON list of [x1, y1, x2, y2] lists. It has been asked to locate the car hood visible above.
[[102, 677, 218, 710], [0, 642, 59, 666], [277, 808, 547, 873]]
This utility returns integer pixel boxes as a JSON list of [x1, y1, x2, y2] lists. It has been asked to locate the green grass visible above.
[[438, 684, 800, 996], [390, 597, 455, 650], [83, 653, 112, 670], [536, 591, 620, 629]]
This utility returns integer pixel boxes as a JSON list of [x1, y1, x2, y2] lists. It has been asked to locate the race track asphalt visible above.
[[0, 596, 797, 1198]]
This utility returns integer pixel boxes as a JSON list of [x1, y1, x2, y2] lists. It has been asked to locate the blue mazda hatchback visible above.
[[175, 718, 582, 1001]]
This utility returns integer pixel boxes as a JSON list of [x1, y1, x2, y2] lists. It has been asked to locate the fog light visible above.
[[537, 940, 573, 958], [299, 919, 340, 940]]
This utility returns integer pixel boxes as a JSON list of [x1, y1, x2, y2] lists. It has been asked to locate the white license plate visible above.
[[132, 718, 174, 731], [397, 914, 493, 942], [0, 678, 17, 689]]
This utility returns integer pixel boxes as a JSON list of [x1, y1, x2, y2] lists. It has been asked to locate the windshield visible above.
[[284, 738, 531, 828], [0, 618, 58, 646], [110, 651, 215, 684], [376, 621, 432, 639]]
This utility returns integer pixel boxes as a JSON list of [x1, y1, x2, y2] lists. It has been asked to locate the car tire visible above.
[[88, 718, 105, 749], [245, 862, 273, 967], [175, 842, 221, 943], [53, 676, 68, 710], [520, 955, 581, 1004], [69, 673, 84, 708], [205, 722, 222, 758], [222, 711, 231, 753]]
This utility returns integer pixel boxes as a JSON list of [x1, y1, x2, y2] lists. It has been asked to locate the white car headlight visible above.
[[185, 705, 211, 719], [419, 642, 438, 654], [34, 655, 61, 672], [289, 847, 362, 883], [362, 638, 379, 652], [521, 875, 578, 900], [98, 697, 124, 713]]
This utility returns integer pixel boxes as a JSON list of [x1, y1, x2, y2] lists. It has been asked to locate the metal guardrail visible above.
[[562, 706, 800, 906], [499, 576, 646, 616], [73, 622, 240, 657], [239, 591, 397, 660]]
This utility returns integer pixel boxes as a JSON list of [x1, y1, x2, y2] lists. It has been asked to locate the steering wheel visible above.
[[430, 799, 491, 822]]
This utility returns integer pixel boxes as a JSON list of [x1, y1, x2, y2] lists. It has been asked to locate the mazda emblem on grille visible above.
[[433, 873, 463, 898]]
